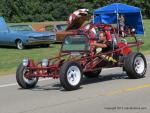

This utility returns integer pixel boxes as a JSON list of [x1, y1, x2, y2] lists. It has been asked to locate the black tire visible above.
[[16, 40, 24, 50], [45, 44, 50, 47], [60, 61, 83, 91], [41, 44, 50, 48], [124, 52, 147, 79], [84, 69, 102, 78], [16, 64, 39, 89]]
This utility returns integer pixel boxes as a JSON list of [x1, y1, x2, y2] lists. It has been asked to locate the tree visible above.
[[0, 0, 149, 22]]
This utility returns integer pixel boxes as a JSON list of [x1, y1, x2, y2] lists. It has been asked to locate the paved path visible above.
[[0, 55, 150, 113]]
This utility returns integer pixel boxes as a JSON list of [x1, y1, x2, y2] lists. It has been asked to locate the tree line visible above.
[[0, 0, 149, 23]]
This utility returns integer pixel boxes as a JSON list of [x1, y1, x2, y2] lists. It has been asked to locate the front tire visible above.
[[40, 44, 50, 48], [16, 40, 24, 50], [16, 64, 38, 89], [60, 61, 83, 91], [124, 52, 147, 79]]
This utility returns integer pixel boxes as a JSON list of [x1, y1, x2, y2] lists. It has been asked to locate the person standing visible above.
[[118, 14, 125, 37]]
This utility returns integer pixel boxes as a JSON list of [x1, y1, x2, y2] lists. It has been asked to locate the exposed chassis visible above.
[[16, 24, 147, 91]]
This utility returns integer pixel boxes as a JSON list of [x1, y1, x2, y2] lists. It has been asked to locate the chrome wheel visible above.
[[17, 40, 24, 49], [22, 67, 37, 85]]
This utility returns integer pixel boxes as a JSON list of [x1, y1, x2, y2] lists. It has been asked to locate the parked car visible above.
[[0, 17, 56, 49], [45, 24, 68, 31], [45, 24, 79, 42], [33, 23, 80, 42]]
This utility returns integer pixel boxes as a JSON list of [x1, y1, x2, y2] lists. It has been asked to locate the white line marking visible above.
[[0, 78, 51, 88], [0, 83, 17, 88], [0, 61, 150, 88], [103, 68, 116, 71]]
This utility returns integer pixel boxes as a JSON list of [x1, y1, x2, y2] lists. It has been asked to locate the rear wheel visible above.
[[60, 61, 83, 91], [16, 64, 38, 89], [16, 40, 24, 50], [124, 52, 147, 79], [84, 69, 102, 78]]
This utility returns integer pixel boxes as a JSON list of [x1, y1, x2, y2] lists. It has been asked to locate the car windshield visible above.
[[9, 25, 34, 31], [45, 25, 54, 31], [56, 24, 68, 31], [61, 35, 89, 52]]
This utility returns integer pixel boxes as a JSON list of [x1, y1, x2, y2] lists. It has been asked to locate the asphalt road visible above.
[[0, 55, 150, 113]]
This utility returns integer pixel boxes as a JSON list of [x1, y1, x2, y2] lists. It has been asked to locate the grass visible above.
[[0, 20, 150, 75], [139, 20, 150, 52], [0, 44, 61, 75]]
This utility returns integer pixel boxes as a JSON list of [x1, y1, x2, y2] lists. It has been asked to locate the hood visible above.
[[66, 9, 90, 31]]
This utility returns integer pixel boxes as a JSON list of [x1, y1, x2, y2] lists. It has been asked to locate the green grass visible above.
[[0, 20, 150, 75], [0, 44, 61, 75], [121, 19, 150, 52], [139, 20, 150, 52]]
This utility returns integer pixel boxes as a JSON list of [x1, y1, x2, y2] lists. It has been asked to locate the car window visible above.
[[9, 25, 34, 31], [45, 25, 54, 31], [62, 35, 89, 52], [56, 24, 68, 31]]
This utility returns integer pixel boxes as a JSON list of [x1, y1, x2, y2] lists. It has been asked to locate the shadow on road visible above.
[[27, 72, 129, 92], [82, 72, 129, 85]]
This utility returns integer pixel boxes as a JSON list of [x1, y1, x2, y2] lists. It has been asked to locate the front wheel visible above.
[[16, 64, 38, 89], [124, 52, 147, 79], [16, 40, 24, 50], [60, 61, 83, 91]]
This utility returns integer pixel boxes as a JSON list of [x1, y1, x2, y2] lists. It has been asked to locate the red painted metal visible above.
[[24, 23, 144, 79]]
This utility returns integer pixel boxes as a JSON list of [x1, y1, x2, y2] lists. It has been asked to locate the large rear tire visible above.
[[60, 61, 83, 91], [16, 64, 38, 89], [124, 52, 147, 79]]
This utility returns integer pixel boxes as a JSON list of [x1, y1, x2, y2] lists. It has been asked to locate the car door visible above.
[[0, 31, 10, 45]]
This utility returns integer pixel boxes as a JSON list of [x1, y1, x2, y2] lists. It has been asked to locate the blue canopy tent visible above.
[[93, 3, 144, 35]]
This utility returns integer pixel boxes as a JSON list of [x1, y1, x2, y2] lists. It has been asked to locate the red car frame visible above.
[[16, 24, 147, 91]]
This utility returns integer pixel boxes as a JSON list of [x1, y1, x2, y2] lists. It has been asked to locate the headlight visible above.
[[22, 58, 29, 66], [131, 28, 135, 32], [42, 59, 49, 67]]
